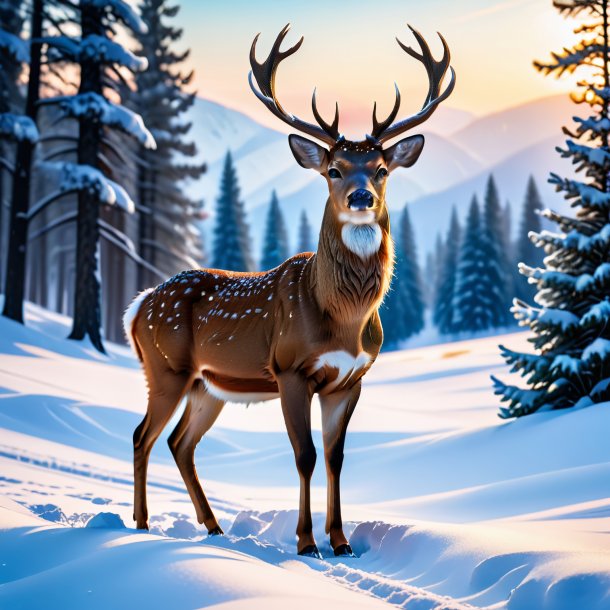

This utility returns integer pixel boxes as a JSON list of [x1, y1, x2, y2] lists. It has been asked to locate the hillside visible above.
[[0, 304, 609, 609]]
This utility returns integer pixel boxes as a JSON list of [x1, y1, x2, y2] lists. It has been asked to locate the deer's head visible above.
[[249, 24, 455, 256]]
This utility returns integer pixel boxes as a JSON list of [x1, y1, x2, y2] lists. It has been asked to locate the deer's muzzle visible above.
[[347, 189, 374, 210]]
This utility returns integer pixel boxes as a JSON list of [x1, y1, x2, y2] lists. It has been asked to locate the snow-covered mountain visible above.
[[407, 134, 571, 258], [450, 94, 574, 166], [186, 95, 575, 262]]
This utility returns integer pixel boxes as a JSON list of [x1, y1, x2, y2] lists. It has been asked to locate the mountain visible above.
[[186, 98, 483, 260], [186, 95, 576, 265], [247, 131, 484, 256], [406, 134, 572, 260], [450, 94, 574, 166]]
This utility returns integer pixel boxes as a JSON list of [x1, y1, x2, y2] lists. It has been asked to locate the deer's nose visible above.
[[347, 189, 374, 210]]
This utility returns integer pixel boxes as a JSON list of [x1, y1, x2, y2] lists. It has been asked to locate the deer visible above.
[[124, 23, 455, 558]]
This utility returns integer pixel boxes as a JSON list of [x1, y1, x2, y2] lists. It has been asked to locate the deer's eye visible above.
[[376, 167, 388, 180], [328, 168, 342, 179]]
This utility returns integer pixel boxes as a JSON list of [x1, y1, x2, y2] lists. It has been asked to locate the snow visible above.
[[573, 114, 610, 135], [563, 139, 610, 165], [581, 300, 610, 327], [550, 354, 582, 374], [0, 303, 609, 609], [43, 92, 156, 149], [582, 338, 610, 362], [81, 0, 147, 35], [550, 173, 610, 209], [46, 161, 135, 213], [511, 301, 579, 330], [0, 29, 29, 62], [45, 34, 148, 71], [0, 113, 39, 143], [85, 511, 125, 528]]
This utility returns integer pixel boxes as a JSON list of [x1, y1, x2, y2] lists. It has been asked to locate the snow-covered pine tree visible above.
[[0, 0, 27, 286], [453, 195, 503, 332], [483, 174, 512, 323], [380, 205, 423, 347], [212, 151, 253, 272], [433, 206, 461, 334], [260, 190, 289, 270], [493, 0, 610, 417], [398, 206, 425, 337], [1, 0, 42, 322], [131, 0, 205, 289], [297, 209, 314, 253], [29, 0, 156, 351], [514, 176, 545, 303], [380, 268, 408, 347]]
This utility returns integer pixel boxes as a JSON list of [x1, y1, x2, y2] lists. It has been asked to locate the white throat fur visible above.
[[341, 222, 382, 259]]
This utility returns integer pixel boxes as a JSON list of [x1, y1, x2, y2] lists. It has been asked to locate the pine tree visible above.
[[260, 190, 289, 270], [0, 0, 27, 287], [453, 196, 502, 332], [493, 0, 610, 418], [433, 206, 461, 334], [424, 250, 435, 307], [482, 174, 512, 324], [1, 0, 42, 321], [380, 205, 424, 346], [398, 206, 425, 336], [503, 200, 514, 265], [132, 0, 206, 288], [22, 1, 155, 351], [425, 232, 444, 307], [212, 151, 253, 272], [297, 209, 314, 253], [514, 176, 545, 303]]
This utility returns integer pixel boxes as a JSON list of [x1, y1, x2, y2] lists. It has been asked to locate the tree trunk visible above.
[[136, 160, 147, 289], [2, 0, 43, 322], [137, 152, 155, 289], [68, 1, 105, 352], [0, 141, 5, 291]]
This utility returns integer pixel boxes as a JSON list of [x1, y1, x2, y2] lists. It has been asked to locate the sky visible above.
[[170, 0, 580, 137]]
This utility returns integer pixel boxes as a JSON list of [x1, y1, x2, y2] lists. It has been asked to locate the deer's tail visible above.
[[123, 288, 154, 361]]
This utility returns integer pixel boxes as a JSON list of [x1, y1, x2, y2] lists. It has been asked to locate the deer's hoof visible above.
[[207, 525, 224, 536], [298, 544, 322, 559], [333, 543, 355, 557]]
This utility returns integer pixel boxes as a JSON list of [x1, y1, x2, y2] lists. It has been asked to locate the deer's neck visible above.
[[311, 201, 394, 329]]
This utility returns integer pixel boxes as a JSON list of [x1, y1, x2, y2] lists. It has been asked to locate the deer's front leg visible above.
[[276, 372, 319, 557], [320, 380, 361, 557]]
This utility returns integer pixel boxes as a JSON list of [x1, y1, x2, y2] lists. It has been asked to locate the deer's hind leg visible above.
[[168, 380, 225, 534], [133, 365, 191, 530]]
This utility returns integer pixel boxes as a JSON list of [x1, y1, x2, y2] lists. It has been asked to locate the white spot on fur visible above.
[[203, 378, 279, 404], [315, 350, 371, 390], [338, 210, 375, 225], [341, 223, 382, 259], [123, 288, 154, 353]]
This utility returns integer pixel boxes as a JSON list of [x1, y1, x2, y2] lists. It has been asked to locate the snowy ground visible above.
[[1, 303, 609, 610]]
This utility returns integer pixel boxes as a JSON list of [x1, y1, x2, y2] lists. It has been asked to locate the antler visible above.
[[249, 24, 340, 146], [371, 25, 456, 144]]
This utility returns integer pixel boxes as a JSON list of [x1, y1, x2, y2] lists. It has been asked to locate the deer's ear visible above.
[[383, 135, 425, 172], [289, 134, 329, 172]]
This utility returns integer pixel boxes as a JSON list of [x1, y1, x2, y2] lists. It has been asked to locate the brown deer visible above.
[[124, 23, 454, 558]]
